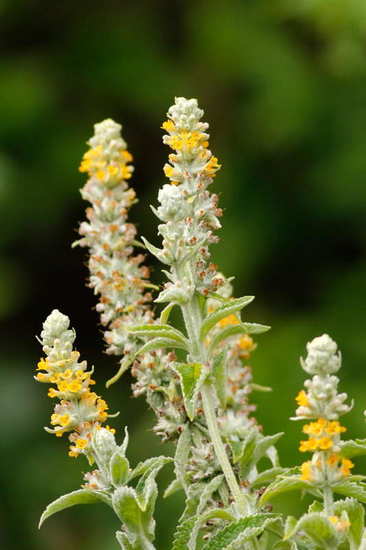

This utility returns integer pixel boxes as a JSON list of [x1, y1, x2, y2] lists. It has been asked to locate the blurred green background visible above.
[[2, 1, 366, 548]]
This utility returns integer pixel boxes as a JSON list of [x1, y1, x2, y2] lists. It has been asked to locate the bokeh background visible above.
[[2, 1, 366, 548]]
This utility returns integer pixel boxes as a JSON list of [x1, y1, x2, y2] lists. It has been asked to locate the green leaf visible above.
[[241, 322, 271, 334], [173, 425, 191, 492], [212, 351, 227, 409], [197, 475, 224, 514], [160, 303, 175, 324], [141, 236, 169, 264], [135, 456, 172, 512], [112, 487, 141, 529], [200, 296, 255, 340], [163, 478, 182, 498], [135, 336, 188, 357], [129, 456, 173, 483], [333, 498, 365, 549], [115, 531, 133, 550], [128, 323, 187, 346], [39, 489, 110, 528], [332, 481, 366, 503], [340, 439, 366, 458], [259, 476, 311, 505], [171, 516, 197, 550], [106, 355, 133, 387], [251, 467, 287, 488], [285, 513, 338, 547], [201, 514, 275, 550], [110, 451, 129, 487], [252, 433, 284, 464], [172, 363, 207, 421], [208, 324, 250, 353]]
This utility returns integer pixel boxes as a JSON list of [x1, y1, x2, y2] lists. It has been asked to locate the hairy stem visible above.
[[181, 295, 248, 514], [323, 485, 334, 516]]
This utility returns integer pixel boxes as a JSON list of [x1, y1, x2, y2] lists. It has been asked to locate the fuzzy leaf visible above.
[[251, 467, 287, 488], [260, 475, 311, 505], [135, 336, 188, 357], [208, 324, 250, 353], [129, 456, 173, 483], [164, 479, 182, 498], [332, 481, 366, 503], [160, 303, 175, 324], [200, 296, 255, 340], [39, 489, 110, 528], [115, 531, 133, 550], [128, 324, 187, 346], [212, 351, 227, 409], [173, 425, 191, 492], [172, 363, 207, 421], [112, 487, 141, 528], [253, 433, 284, 464], [285, 513, 338, 547], [201, 514, 275, 550], [340, 439, 366, 458], [241, 322, 271, 334], [197, 475, 225, 514], [141, 236, 169, 264], [110, 451, 129, 487], [333, 498, 365, 549], [136, 456, 172, 512], [171, 516, 197, 550]]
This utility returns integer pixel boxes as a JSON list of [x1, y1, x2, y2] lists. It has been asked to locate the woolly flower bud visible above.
[[92, 426, 117, 463], [41, 309, 73, 347], [301, 334, 341, 375], [89, 119, 127, 150], [166, 97, 207, 131]]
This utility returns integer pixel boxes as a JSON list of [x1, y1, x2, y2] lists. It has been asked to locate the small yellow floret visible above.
[[328, 515, 350, 531], [218, 314, 240, 328], [75, 438, 88, 449], [341, 458, 354, 476], [295, 390, 309, 407], [300, 461, 312, 481]]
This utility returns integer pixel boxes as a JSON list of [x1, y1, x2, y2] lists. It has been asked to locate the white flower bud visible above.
[[157, 184, 190, 221], [41, 309, 74, 347], [89, 118, 126, 150], [167, 97, 206, 131], [92, 427, 117, 464], [302, 334, 341, 375]]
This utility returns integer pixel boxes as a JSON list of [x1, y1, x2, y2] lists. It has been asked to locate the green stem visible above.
[[323, 486, 333, 515], [181, 296, 249, 515]]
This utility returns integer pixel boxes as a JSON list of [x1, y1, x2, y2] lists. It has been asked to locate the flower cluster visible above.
[[293, 334, 353, 483], [149, 97, 223, 300], [77, 119, 153, 362], [35, 309, 115, 461]]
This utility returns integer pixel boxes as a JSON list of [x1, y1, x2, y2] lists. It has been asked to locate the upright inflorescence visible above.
[[35, 309, 115, 462], [294, 334, 353, 485], [77, 119, 153, 362], [149, 97, 223, 301]]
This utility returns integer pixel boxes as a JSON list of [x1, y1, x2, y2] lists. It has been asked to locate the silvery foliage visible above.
[[35, 99, 366, 550]]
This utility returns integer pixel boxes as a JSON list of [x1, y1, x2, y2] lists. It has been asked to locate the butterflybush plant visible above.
[[35, 97, 366, 549]]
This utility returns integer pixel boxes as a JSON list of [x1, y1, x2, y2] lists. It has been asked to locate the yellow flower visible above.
[[341, 458, 354, 476], [218, 314, 240, 328], [75, 438, 88, 449], [328, 516, 350, 531], [300, 461, 312, 481], [317, 436, 333, 450], [37, 358, 50, 371], [295, 390, 309, 407], [299, 438, 319, 452], [326, 420, 346, 435]]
